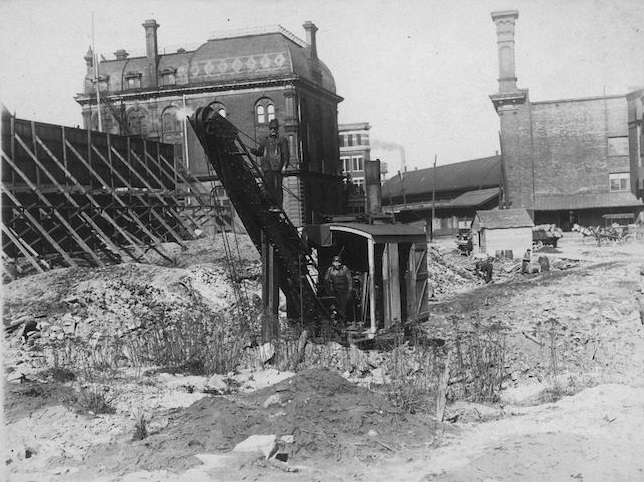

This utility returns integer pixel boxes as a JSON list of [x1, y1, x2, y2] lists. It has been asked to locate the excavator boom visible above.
[[189, 106, 328, 324]]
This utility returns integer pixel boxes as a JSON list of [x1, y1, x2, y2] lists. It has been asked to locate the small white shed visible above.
[[471, 209, 534, 258]]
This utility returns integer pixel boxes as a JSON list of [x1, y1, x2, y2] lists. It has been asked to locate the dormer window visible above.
[[160, 69, 176, 87], [95, 75, 109, 92], [125, 72, 142, 89]]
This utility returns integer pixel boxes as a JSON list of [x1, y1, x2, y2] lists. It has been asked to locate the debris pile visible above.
[[79, 368, 436, 474], [427, 246, 479, 297]]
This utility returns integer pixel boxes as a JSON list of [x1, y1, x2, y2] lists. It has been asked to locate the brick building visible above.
[[75, 20, 344, 227], [490, 10, 643, 229], [339, 122, 371, 194], [627, 87, 644, 198]]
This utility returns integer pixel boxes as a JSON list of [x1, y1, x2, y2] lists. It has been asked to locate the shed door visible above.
[[407, 243, 429, 321], [382, 243, 401, 329]]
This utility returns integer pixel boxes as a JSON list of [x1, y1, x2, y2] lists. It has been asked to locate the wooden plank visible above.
[[2, 149, 104, 266], [18, 133, 127, 263], [127, 148, 197, 236], [1, 225, 46, 273], [158, 153, 209, 207], [145, 151, 204, 228], [65, 140, 173, 261], [39, 130, 147, 262], [115, 143, 194, 234], [1, 185, 77, 266], [102, 144, 187, 245], [10, 115, 16, 187], [388, 243, 401, 327], [411, 244, 430, 318]]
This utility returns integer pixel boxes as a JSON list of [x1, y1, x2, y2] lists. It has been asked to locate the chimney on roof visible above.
[[365, 160, 383, 215], [491, 10, 519, 93], [142, 19, 160, 88], [114, 49, 129, 60], [302, 21, 318, 59], [84, 46, 93, 70]]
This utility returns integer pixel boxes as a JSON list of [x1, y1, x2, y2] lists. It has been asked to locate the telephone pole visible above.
[[431, 154, 437, 243]]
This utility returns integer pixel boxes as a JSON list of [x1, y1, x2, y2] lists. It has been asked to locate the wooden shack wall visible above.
[[480, 227, 532, 258]]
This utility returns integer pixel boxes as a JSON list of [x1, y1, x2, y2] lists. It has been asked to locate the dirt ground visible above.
[[3, 231, 644, 481]]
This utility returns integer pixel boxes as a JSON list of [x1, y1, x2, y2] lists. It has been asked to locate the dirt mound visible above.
[[82, 368, 436, 474], [3, 379, 78, 423]]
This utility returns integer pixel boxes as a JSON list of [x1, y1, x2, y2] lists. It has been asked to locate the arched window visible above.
[[207, 101, 227, 118], [162, 107, 181, 136], [256, 105, 265, 124], [127, 108, 147, 136], [255, 98, 275, 125], [91, 110, 116, 134]]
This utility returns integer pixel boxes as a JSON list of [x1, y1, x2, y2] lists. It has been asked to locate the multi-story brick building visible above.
[[75, 20, 344, 226], [627, 87, 644, 199], [490, 10, 643, 229], [339, 122, 371, 193], [338, 122, 391, 214]]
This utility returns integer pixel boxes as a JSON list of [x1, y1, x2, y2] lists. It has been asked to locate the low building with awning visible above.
[[534, 192, 643, 229], [381, 155, 503, 236]]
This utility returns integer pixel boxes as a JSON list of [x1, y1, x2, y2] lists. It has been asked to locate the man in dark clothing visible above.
[[324, 256, 353, 321], [475, 256, 494, 283], [251, 119, 290, 206]]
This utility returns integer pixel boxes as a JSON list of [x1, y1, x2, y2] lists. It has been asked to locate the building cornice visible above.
[[75, 75, 343, 105], [490, 89, 528, 112]]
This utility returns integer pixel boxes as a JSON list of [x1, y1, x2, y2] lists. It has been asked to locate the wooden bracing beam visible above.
[[93, 142, 187, 247], [14, 132, 126, 264], [63, 140, 174, 263], [143, 150, 203, 230], [1, 113, 222, 273], [34, 130, 149, 263], [158, 153, 210, 207], [120, 141, 196, 238], [1, 224, 46, 273], [1, 152, 104, 266], [1, 185, 77, 267]]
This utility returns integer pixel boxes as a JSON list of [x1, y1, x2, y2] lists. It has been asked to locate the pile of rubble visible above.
[[75, 368, 436, 475]]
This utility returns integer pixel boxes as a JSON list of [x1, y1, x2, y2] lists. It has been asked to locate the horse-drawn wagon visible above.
[[532, 224, 563, 248]]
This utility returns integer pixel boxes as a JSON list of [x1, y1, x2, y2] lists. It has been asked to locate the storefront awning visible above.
[[534, 192, 643, 211]]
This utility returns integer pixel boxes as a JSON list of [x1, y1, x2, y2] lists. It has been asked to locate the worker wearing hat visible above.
[[251, 118, 290, 207], [324, 255, 353, 322], [521, 248, 532, 274]]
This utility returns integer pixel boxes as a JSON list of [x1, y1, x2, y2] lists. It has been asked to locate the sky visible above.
[[0, 0, 642, 173]]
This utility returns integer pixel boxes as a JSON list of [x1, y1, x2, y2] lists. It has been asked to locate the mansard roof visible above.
[[89, 25, 336, 95]]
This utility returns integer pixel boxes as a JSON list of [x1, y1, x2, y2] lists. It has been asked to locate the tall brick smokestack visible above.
[[491, 10, 519, 94], [302, 21, 318, 59], [142, 19, 160, 88]]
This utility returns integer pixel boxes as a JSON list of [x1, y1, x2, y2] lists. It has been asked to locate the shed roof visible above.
[[474, 209, 534, 229], [450, 187, 499, 207], [382, 187, 499, 214], [381, 155, 501, 200], [329, 222, 426, 244]]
